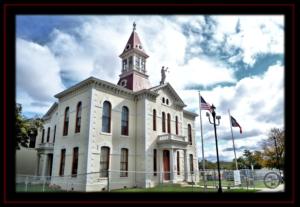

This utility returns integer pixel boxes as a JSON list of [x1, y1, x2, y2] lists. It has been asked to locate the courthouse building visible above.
[[35, 23, 199, 191]]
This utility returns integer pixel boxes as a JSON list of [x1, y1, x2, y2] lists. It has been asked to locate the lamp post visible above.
[[206, 104, 222, 193]]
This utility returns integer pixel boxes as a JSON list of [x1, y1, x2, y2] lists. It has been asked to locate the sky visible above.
[[16, 15, 284, 162]]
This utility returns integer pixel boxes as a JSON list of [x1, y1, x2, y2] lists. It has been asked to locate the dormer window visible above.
[[126, 44, 131, 50], [120, 79, 127, 87]]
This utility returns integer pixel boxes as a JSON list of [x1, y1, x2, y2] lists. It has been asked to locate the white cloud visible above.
[[192, 63, 284, 161], [16, 38, 65, 114]]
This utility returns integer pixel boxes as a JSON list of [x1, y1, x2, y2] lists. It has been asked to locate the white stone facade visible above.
[[34, 25, 199, 191]]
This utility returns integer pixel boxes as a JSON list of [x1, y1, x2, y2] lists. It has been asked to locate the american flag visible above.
[[200, 96, 211, 111], [231, 116, 242, 134]]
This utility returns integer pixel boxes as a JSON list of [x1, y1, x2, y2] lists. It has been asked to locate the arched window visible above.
[[46, 127, 50, 142], [41, 128, 45, 143], [153, 109, 156, 131], [120, 148, 129, 177], [71, 147, 79, 177], [188, 124, 192, 145], [175, 116, 178, 135], [162, 97, 165, 104], [167, 113, 171, 133], [153, 149, 157, 176], [59, 149, 66, 176], [53, 125, 56, 143], [75, 102, 82, 133], [121, 106, 129, 135], [63, 107, 69, 136], [177, 151, 180, 175], [189, 154, 194, 174], [102, 101, 111, 133], [100, 147, 110, 177], [162, 112, 166, 132]]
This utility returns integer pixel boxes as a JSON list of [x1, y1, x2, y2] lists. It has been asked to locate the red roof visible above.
[[121, 30, 148, 57]]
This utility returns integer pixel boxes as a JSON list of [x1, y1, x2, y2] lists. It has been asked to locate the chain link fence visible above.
[[16, 169, 283, 192]]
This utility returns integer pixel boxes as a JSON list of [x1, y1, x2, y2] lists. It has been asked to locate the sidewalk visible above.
[[256, 184, 284, 192]]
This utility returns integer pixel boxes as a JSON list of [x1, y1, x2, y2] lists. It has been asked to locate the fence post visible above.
[[42, 177, 46, 192], [25, 176, 28, 192]]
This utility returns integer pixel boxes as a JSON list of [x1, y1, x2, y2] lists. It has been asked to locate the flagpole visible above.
[[228, 109, 238, 170], [198, 91, 206, 188]]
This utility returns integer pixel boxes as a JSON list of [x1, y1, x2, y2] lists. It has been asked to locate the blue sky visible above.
[[16, 15, 284, 162]]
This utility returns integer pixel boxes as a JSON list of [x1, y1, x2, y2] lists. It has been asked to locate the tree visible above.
[[233, 150, 263, 169], [261, 128, 285, 169], [16, 103, 43, 150]]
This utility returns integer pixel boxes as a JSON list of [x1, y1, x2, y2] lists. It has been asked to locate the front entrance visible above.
[[163, 150, 170, 180]]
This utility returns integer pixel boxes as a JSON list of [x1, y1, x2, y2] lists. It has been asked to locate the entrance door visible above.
[[163, 150, 170, 180]]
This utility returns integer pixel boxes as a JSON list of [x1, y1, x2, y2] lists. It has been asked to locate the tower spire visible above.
[[117, 23, 151, 91]]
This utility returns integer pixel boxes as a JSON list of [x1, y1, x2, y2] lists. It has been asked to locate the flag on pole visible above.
[[231, 116, 242, 134], [200, 96, 211, 111]]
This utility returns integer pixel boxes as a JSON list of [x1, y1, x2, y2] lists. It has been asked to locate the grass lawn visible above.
[[198, 180, 266, 189], [111, 184, 258, 193], [16, 184, 65, 192], [16, 183, 259, 193]]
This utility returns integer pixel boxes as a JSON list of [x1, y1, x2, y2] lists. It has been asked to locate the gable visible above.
[[149, 83, 186, 108]]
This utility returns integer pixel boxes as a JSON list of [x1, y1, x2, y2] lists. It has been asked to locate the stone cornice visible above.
[[183, 110, 198, 119]]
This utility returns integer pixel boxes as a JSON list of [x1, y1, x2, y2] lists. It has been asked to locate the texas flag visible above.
[[231, 116, 242, 134]]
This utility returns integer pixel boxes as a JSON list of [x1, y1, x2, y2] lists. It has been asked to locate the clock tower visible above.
[[117, 22, 151, 91]]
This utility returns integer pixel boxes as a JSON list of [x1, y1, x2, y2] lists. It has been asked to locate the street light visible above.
[[206, 104, 222, 193]]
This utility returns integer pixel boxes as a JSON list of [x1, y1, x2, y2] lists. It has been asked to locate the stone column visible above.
[[184, 149, 188, 182], [170, 148, 174, 183]]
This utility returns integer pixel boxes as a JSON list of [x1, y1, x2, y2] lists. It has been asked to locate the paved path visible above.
[[257, 184, 284, 192]]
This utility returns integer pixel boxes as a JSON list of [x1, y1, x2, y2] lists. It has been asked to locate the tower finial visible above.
[[133, 22, 136, 31]]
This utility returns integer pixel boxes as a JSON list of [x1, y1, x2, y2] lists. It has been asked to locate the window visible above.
[[129, 56, 133, 68], [188, 124, 192, 145], [189, 154, 194, 174], [100, 147, 110, 177], [29, 129, 36, 148], [53, 125, 56, 143], [75, 102, 82, 133], [63, 107, 69, 136], [135, 56, 140, 69], [141, 58, 145, 71], [71, 147, 79, 177], [153, 149, 157, 176], [153, 109, 156, 131], [177, 151, 180, 175], [175, 116, 178, 135], [162, 97, 165, 103], [41, 129, 45, 143], [162, 112, 166, 132], [122, 59, 128, 71], [167, 113, 171, 133], [120, 148, 128, 177], [46, 127, 50, 142], [59, 149, 66, 176], [121, 106, 129, 135], [166, 99, 169, 105], [102, 101, 111, 133]]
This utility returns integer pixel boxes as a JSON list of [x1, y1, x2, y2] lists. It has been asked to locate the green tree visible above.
[[262, 128, 284, 169], [16, 103, 43, 150]]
